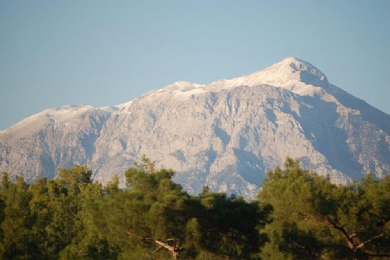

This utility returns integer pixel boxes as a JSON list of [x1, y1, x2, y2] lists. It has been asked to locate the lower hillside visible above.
[[0, 157, 389, 259]]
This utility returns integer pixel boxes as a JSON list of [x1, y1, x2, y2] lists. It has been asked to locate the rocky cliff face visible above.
[[1, 57, 389, 198], [0, 105, 113, 182]]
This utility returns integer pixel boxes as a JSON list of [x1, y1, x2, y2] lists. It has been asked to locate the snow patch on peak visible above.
[[275, 57, 329, 88], [116, 100, 134, 109], [39, 105, 95, 124], [204, 57, 329, 96], [119, 57, 333, 104], [164, 81, 207, 98], [164, 81, 206, 93], [276, 57, 321, 74], [2, 105, 96, 137], [278, 56, 310, 67], [134, 81, 208, 102], [99, 105, 119, 113]]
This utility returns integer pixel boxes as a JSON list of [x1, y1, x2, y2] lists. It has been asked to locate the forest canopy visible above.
[[0, 157, 389, 259]]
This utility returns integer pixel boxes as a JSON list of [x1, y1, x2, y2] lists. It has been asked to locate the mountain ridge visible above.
[[1, 57, 389, 198], [127, 57, 329, 106]]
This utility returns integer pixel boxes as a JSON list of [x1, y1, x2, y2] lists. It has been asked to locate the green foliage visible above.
[[0, 156, 270, 259], [105, 156, 271, 259], [258, 157, 390, 260], [186, 190, 272, 259], [0, 156, 388, 259], [1, 174, 35, 259], [0, 165, 115, 259]]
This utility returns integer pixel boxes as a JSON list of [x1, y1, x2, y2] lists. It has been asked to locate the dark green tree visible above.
[[0, 174, 35, 259], [184, 188, 272, 259], [100, 156, 190, 259], [99, 156, 272, 259], [258, 158, 390, 260], [58, 180, 118, 260]]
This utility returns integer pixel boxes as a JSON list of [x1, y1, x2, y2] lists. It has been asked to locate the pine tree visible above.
[[258, 158, 390, 259]]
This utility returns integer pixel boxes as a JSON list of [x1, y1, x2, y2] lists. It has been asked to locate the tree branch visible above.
[[325, 220, 356, 250], [349, 232, 358, 239], [298, 213, 356, 250], [125, 230, 183, 259], [151, 245, 163, 253], [355, 233, 384, 249], [125, 230, 146, 240], [298, 213, 388, 256]]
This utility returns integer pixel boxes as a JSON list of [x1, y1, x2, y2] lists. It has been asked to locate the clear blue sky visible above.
[[1, 0, 389, 130]]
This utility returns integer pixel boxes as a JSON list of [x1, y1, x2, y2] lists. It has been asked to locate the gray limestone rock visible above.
[[1, 57, 389, 198]]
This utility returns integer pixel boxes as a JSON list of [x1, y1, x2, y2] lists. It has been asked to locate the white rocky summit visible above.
[[1, 57, 389, 198]]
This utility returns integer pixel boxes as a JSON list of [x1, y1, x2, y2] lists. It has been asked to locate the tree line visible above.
[[0, 156, 389, 259]]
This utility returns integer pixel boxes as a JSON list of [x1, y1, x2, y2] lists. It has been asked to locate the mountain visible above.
[[1, 57, 389, 198]]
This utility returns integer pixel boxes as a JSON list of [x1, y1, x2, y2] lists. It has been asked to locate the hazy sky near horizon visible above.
[[1, 0, 389, 130]]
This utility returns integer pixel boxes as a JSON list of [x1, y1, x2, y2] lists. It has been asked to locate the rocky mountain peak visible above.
[[134, 57, 331, 104], [214, 57, 329, 95], [280, 57, 329, 88]]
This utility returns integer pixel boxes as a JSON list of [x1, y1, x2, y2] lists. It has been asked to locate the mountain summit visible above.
[[127, 57, 330, 107], [209, 57, 330, 95], [1, 58, 389, 198]]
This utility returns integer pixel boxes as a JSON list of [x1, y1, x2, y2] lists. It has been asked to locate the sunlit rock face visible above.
[[1, 57, 389, 198]]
